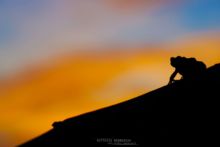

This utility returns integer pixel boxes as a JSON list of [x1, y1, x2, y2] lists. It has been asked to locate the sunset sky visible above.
[[0, 0, 220, 146]]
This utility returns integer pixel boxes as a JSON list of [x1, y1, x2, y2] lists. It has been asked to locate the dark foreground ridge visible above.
[[19, 64, 220, 146]]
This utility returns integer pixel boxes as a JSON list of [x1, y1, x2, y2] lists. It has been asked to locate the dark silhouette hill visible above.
[[19, 63, 220, 146]]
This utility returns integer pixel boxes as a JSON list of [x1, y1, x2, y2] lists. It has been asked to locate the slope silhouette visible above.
[[19, 63, 220, 146]]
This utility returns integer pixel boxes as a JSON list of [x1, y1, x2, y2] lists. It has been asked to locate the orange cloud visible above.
[[105, 0, 178, 12]]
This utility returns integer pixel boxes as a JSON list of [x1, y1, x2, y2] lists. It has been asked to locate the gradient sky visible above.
[[0, 0, 220, 146]]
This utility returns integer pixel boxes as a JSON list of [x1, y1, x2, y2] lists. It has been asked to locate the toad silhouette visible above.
[[168, 56, 206, 84]]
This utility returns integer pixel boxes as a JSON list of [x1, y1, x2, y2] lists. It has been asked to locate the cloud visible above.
[[105, 0, 174, 11]]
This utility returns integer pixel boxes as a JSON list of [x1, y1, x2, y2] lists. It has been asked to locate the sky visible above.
[[0, 0, 220, 146]]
